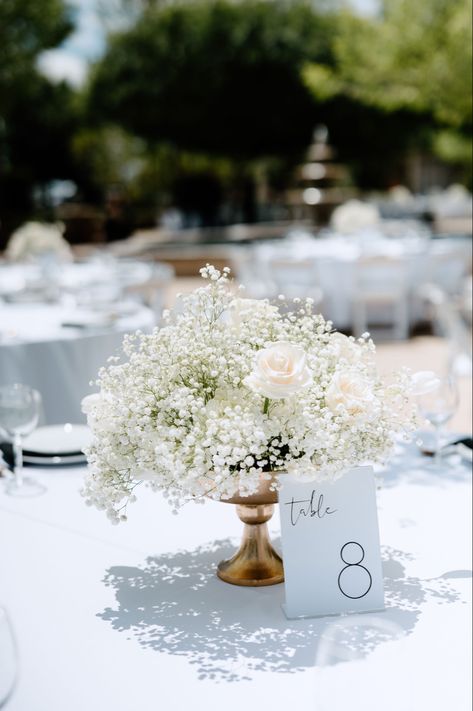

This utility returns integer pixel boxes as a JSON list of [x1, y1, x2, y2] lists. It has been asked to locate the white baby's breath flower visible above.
[[136, 469, 161, 481], [230, 298, 278, 328], [81, 393, 101, 415], [330, 332, 360, 361], [80, 265, 416, 521]]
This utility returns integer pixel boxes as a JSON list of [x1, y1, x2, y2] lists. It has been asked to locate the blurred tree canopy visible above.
[[88, 0, 336, 159], [0, 0, 72, 111], [339, 0, 471, 127], [1, 0, 471, 242], [0, 0, 76, 237], [88, 0, 472, 193], [303, 0, 472, 176]]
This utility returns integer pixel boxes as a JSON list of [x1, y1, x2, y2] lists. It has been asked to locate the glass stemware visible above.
[[0, 607, 17, 708], [417, 375, 459, 466], [0, 384, 46, 497]]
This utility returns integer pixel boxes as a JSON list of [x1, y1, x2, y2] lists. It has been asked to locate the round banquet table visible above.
[[0, 260, 155, 298], [0, 303, 155, 424], [237, 234, 472, 330], [0, 441, 470, 711]]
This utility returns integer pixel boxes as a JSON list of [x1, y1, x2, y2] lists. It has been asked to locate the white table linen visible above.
[[0, 303, 155, 424], [0, 442, 470, 711], [0, 261, 154, 297]]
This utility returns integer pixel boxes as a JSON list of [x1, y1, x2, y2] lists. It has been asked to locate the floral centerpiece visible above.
[[82, 265, 431, 585], [6, 221, 72, 262]]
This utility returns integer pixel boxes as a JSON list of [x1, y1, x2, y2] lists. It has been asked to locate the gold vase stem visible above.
[[217, 503, 284, 586]]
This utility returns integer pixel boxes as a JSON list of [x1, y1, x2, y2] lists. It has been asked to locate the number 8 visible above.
[[337, 541, 372, 599]]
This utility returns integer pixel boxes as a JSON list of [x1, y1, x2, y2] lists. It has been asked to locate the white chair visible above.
[[235, 246, 324, 305], [266, 257, 323, 305], [419, 282, 472, 376], [352, 257, 410, 340], [232, 246, 276, 299], [424, 242, 471, 296], [125, 261, 175, 322]]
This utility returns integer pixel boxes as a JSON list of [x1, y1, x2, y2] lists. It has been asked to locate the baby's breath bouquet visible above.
[[82, 265, 429, 523]]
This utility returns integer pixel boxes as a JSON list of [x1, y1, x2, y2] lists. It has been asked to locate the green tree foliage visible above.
[[0, 0, 75, 240], [73, 127, 236, 200], [304, 0, 472, 128], [303, 0, 472, 183], [0, 0, 72, 111], [316, 98, 430, 188], [88, 0, 336, 159]]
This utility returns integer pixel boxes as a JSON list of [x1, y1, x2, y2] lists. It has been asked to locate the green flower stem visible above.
[[263, 397, 270, 415]]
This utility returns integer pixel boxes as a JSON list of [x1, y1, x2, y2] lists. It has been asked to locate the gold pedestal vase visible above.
[[217, 478, 284, 587]]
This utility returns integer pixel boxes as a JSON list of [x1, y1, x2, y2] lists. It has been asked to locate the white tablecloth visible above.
[[0, 442, 471, 711], [0, 303, 155, 424], [0, 261, 154, 297]]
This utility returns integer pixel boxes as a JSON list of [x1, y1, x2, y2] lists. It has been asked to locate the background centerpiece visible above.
[[82, 265, 419, 585]]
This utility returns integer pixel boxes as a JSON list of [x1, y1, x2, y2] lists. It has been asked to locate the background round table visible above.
[[0, 302, 155, 424]]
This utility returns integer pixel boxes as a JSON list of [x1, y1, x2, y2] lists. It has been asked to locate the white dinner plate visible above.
[[60, 311, 116, 329], [23, 424, 92, 456], [23, 453, 87, 466]]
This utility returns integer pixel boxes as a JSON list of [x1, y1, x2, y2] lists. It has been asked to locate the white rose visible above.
[[410, 371, 441, 396], [326, 371, 376, 417], [244, 341, 312, 399]]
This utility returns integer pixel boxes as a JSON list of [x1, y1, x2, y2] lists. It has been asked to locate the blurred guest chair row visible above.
[[234, 235, 471, 340]]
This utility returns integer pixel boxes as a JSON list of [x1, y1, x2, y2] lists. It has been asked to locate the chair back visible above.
[[354, 256, 409, 298]]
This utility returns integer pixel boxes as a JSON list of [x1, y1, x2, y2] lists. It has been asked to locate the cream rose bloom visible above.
[[244, 341, 312, 399], [325, 370, 376, 417]]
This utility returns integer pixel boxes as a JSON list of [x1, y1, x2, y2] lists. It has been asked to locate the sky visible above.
[[37, 0, 106, 87], [37, 0, 379, 87]]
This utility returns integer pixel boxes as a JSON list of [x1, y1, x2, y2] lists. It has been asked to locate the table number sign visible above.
[[279, 466, 384, 619]]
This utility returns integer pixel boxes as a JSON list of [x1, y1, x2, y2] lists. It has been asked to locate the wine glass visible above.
[[417, 375, 459, 466], [0, 384, 46, 496], [0, 607, 17, 708]]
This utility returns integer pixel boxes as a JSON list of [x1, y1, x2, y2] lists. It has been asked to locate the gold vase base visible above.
[[216, 502, 284, 587], [217, 559, 284, 587]]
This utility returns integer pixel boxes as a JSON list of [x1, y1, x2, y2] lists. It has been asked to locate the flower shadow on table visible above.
[[98, 540, 468, 682], [379, 443, 471, 489]]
